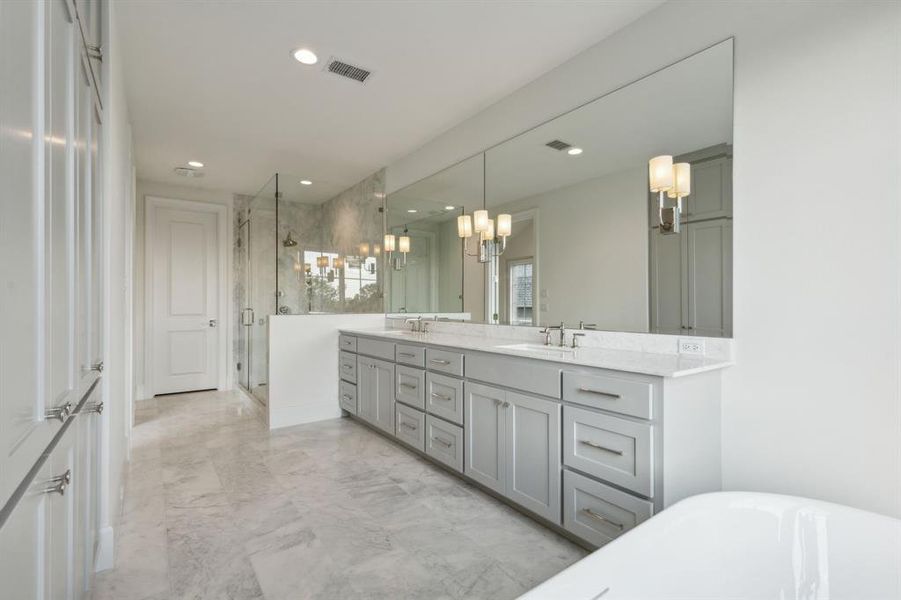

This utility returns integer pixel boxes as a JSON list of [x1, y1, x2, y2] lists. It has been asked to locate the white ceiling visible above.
[[116, 0, 664, 201]]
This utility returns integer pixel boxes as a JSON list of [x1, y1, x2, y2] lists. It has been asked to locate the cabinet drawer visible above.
[[426, 348, 464, 377], [465, 352, 561, 398], [339, 334, 357, 353], [339, 381, 357, 414], [563, 371, 652, 419], [358, 337, 395, 361], [396, 344, 425, 368], [425, 415, 463, 473], [426, 372, 464, 425], [339, 351, 357, 383], [563, 470, 653, 548], [563, 406, 653, 497], [396, 365, 425, 410], [395, 404, 425, 451]]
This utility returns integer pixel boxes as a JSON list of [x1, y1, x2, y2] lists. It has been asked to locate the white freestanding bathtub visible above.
[[521, 492, 901, 600]]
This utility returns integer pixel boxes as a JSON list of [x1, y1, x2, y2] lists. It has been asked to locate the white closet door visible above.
[[151, 206, 220, 395], [0, 0, 53, 507]]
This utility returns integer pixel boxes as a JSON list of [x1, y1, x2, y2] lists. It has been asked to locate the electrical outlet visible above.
[[678, 338, 705, 355]]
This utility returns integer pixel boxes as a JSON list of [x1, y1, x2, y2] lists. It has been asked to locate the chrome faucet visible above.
[[540, 322, 566, 347], [578, 321, 598, 330], [572, 333, 586, 349], [405, 316, 424, 333]]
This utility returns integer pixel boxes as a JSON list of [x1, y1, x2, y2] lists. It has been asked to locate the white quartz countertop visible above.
[[338, 327, 732, 378]]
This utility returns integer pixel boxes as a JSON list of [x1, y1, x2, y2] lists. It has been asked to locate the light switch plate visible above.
[[678, 338, 705, 355]]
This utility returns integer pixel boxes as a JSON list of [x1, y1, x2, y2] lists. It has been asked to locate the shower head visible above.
[[282, 232, 298, 248]]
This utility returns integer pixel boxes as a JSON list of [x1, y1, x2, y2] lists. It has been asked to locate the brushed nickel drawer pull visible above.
[[430, 359, 451, 365], [46, 402, 72, 423], [580, 440, 624, 455], [85, 401, 104, 415], [398, 352, 416, 358], [399, 383, 417, 390], [432, 436, 453, 448], [44, 469, 72, 496], [341, 364, 353, 370], [578, 387, 620, 399], [342, 394, 352, 401], [582, 508, 624, 530], [430, 392, 452, 402], [401, 422, 417, 431]]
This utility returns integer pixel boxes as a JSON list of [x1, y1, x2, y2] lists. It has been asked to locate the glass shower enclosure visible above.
[[234, 171, 386, 406]]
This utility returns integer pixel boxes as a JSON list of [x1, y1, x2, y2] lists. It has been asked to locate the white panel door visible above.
[[152, 207, 219, 394]]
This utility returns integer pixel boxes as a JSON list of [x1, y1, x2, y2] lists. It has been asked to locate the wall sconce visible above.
[[384, 231, 410, 270], [649, 155, 691, 234], [458, 210, 512, 263], [333, 256, 344, 270]]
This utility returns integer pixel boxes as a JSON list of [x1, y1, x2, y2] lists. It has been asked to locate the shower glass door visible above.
[[246, 175, 278, 406]]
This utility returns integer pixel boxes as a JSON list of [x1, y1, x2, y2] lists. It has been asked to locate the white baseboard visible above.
[[268, 402, 342, 430], [94, 525, 115, 572]]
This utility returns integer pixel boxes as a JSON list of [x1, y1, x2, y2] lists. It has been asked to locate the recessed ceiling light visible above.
[[445, 206, 455, 210], [292, 48, 318, 65], [187, 160, 204, 168], [407, 209, 418, 213], [567, 148, 583, 156], [300, 180, 312, 186]]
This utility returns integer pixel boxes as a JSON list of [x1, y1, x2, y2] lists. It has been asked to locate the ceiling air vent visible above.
[[173, 167, 203, 178], [325, 57, 372, 84], [545, 140, 572, 151]]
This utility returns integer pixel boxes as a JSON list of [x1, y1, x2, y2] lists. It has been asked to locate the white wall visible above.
[[98, 0, 135, 570], [268, 314, 385, 428], [133, 180, 234, 399], [495, 166, 649, 331], [386, 1, 901, 517]]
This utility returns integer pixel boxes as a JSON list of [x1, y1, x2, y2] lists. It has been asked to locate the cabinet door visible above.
[[370, 358, 395, 435], [464, 382, 506, 494], [649, 228, 687, 335], [48, 423, 78, 600], [682, 156, 732, 222], [75, 400, 102, 595], [356, 356, 375, 424], [505, 391, 561, 524], [0, 461, 52, 600], [0, 2, 58, 506], [686, 219, 732, 337]]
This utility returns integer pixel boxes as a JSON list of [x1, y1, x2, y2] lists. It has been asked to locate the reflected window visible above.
[[508, 259, 533, 326]]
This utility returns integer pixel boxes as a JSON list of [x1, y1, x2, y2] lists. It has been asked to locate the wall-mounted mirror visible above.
[[384, 154, 483, 315], [386, 39, 733, 336]]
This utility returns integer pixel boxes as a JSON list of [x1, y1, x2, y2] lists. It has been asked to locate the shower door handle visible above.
[[241, 308, 254, 326]]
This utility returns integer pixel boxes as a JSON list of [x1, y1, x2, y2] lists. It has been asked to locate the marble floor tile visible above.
[[94, 389, 587, 600]]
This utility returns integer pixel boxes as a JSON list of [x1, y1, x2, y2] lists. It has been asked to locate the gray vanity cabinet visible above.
[[465, 382, 561, 524], [357, 355, 395, 435]]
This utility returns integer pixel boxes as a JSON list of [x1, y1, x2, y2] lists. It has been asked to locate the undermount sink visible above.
[[497, 343, 574, 355]]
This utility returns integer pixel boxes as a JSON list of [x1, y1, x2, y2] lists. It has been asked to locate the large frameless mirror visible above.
[[386, 39, 733, 336]]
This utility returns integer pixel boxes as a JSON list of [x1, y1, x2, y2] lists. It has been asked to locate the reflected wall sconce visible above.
[[384, 230, 411, 270], [457, 209, 512, 263], [649, 155, 691, 234]]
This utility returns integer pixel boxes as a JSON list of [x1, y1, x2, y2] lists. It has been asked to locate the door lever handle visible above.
[[209, 319, 218, 328]]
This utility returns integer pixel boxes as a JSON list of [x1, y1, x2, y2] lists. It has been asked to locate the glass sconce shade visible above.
[[457, 215, 473, 238], [474, 209, 489, 233], [398, 235, 411, 253], [384, 234, 396, 252], [373, 243, 381, 256], [496, 214, 512, 237], [359, 242, 370, 256], [480, 219, 495, 242], [649, 155, 674, 192], [333, 256, 344, 270], [667, 162, 692, 199], [316, 255, 329, 269]]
